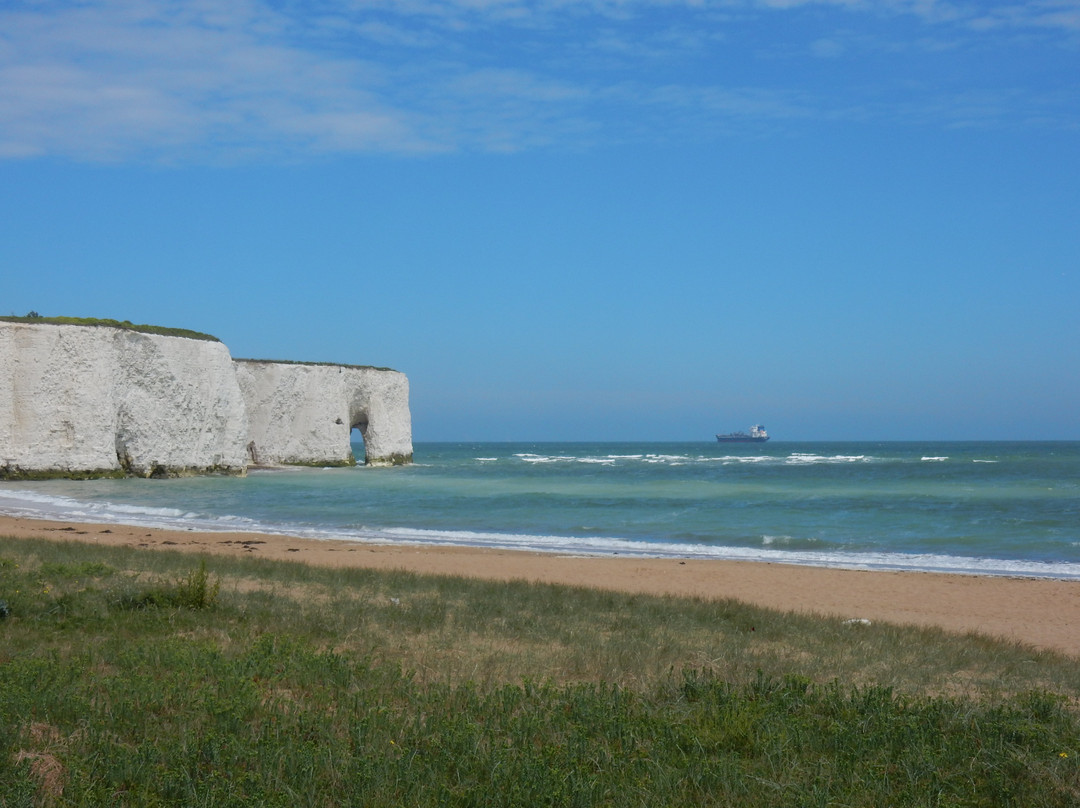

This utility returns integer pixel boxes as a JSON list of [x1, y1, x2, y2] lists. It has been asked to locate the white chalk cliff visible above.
[[0, 321, 412, 478], [235, 360, 412, 468]]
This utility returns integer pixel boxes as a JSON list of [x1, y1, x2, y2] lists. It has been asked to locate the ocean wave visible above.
[[5, 441, 1077, 581], [0, 487, 255, 534], [921, 456, 949, 462], [4, 482, 1077, 580], [0, 489, 82, 507], [514, 453, 575, 463], [329, 526, 1080, 579], [513, 452, 700, 465], [761, 534, 828, 550], [105, 502, 189, 518], [786, 453, 871, 464], [506, 452, 897, 467]]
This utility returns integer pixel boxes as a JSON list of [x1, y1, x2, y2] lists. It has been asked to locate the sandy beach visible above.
[[3, 513, 1078, 657]]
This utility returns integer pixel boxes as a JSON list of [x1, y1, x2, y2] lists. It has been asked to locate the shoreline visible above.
[[3, 513, 1079, 657]]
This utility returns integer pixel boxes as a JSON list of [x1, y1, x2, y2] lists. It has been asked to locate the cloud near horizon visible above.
[[1, 0, 1077, 162]]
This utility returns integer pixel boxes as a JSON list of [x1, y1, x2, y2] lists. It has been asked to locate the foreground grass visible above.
[[2, 537, 1078, 806]]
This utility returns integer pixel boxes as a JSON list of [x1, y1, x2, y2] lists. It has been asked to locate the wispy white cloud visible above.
[[0, 0, 1076, 162], [0, 0, 444, 160], [968, 1, 1080, 32]]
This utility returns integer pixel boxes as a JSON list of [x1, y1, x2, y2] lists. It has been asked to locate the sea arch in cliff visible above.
[[349, 411, 369, 461], [1, 320, 412, 478], [235, 359, 412, 468]]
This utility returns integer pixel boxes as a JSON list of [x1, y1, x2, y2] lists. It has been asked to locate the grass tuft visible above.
[[114, 558, 220, 611]]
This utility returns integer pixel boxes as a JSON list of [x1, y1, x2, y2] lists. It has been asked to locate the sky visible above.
[[1, 0, 1078, 442]]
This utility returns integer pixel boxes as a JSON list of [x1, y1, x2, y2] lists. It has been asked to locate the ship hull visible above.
[[716, 436, 769, 443]]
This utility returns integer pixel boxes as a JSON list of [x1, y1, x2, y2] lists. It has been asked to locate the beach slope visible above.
[[1, 514, 1077, 656]]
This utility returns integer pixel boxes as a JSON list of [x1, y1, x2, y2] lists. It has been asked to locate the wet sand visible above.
[[3, 514, 1078, 656]]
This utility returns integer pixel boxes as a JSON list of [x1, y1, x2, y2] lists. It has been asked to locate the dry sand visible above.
[[3, 514, 1078, 657]]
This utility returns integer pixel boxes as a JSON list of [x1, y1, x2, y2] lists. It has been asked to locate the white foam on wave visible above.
[[106, 502, 189, 518], [0, 489, 81, 507], [515, 453, 574, 464], [313, 525, 1080, 580], [0, 486, 260, 535], [787, 453, 870, 464], [513, 452, 699, 466], [761, 534, 825, 548], [497, 451, 978, 469], [505, 452, 906, 468]]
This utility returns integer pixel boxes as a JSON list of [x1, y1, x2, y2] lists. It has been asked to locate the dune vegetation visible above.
[[2, 536, 1078, 806]]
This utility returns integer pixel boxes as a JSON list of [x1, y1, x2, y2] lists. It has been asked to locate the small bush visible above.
[[115, 559, 219, 611], [175, 559, 220, 610]]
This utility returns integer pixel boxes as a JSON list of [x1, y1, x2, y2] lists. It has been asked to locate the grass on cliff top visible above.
[[233, 357, 398, 372], [3, 314, 402, 368], [0, 314, 220, 342], [2, 536, 1079, 807]]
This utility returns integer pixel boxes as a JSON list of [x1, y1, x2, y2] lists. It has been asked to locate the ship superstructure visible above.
[[716, 425, 769, 443]]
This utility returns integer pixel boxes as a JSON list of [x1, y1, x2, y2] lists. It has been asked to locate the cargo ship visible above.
[[716, 424, 769, 443]]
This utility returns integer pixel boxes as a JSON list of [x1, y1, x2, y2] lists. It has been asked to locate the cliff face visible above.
[[0, 321, 413, 478], [235, 361, 412, 467], [0, 322, 249, 477]]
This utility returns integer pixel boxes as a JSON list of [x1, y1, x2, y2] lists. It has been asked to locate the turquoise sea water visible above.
[[1, 442, 1078, 578]]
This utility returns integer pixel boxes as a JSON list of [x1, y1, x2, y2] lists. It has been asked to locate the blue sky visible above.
[[1, 0, 1078, 441]]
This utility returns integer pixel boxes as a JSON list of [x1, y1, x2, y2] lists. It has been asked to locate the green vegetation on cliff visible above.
[[1, 314, 220, 342], [233, 357, 397, 372]]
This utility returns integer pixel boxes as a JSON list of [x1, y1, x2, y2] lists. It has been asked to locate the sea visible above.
[[1, 441, 1078, 579]]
